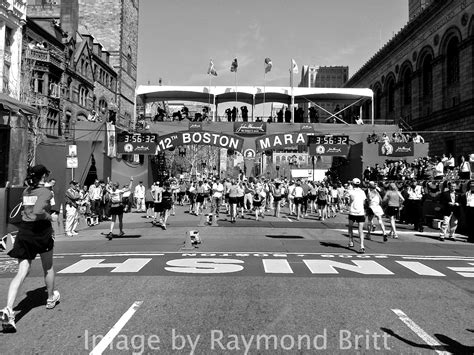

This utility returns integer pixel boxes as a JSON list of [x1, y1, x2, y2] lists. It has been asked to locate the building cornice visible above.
[[346, 0, 452, 86]]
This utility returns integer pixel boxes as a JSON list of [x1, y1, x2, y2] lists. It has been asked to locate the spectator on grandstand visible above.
[[225, 108, 232, 122], [309, 107, 319, 123], [412, 132, 425, 143], [459, 155, 472, 180], [445, 153, 455, 171], [366, 131, 380, 144], [277, 109, 284, 123], [284, 107, 291, 123], [434, 157, 445, 180], [241, 106, 249, 122]]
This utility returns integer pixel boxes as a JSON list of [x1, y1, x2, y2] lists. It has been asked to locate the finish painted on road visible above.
[[42, 253, 474, 279]]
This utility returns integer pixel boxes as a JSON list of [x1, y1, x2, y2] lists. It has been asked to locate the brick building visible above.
[[345, 0, 474, 159], [0, 0, 38, 188], [26, 0, 139, 130], [299, 65, 349, 121]]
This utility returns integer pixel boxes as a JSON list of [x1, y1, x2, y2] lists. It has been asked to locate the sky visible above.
[[136, 0, 408, 114]]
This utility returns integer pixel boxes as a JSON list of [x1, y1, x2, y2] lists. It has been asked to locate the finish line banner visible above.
[[308, 144, 350, 157], [155, 130, 244, 153], [255, 132, 309, 152], [378, 142, 414, 157]]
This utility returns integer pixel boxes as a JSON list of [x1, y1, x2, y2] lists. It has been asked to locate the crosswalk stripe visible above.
[[392, 309, 450, 355], [90, 301, 143, 355]]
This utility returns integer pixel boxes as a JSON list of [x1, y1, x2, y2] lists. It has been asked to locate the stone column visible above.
[[459, 37, 473, 102], [411, 70, 421, 123], [0, 21, 6, 94], [431, 55, 444, 112]]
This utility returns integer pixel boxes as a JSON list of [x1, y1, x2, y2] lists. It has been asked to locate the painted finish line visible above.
[[47, 253, 474, 278]]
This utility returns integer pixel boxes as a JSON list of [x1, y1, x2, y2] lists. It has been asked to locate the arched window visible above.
[[386, 78, 395, 113], [446, 37, 459, 85], [127, 46, 132, 75], [127, 53, 132, 75], [402, 68, 412, 105], [98, 98, 108, 114], [374, 87, 382, 119], [421, 54, 433, 97]]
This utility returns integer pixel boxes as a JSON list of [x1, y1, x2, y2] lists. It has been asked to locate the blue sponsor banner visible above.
[[378, 142, 414, 157], [309, 144, 350, 157]]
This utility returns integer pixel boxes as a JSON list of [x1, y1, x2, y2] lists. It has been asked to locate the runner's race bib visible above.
[[23, 195, 38, 206]]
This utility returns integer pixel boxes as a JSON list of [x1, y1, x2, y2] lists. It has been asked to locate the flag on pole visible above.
[[291, 59, 298, 74], [264, 57, 272, 73], [230, 58, 238, 72], [207, 59, 217, 76]]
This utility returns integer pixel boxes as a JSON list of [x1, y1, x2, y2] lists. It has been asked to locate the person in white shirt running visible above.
[[134, 181, 146, 212], [346, 178, 367, 253], [292, 179, 304, 220], [366, 181, 388, 241]]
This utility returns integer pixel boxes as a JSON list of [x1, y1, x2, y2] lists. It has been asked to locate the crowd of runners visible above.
[[1, 163, 474, 332]]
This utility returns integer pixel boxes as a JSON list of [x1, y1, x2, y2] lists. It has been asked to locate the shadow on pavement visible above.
[[14, 287, 49, 323], [380, 327, 474, 353], [320, 241, 353, 252]]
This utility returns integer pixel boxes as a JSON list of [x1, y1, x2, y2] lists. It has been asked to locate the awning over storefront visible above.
[[0, 93, 39, 116]]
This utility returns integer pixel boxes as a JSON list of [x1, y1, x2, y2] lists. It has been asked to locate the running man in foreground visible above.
[[1, 165, 60, 333]]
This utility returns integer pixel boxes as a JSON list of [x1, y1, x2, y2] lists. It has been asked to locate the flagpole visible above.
[[263, 70, 266, 119], [290, 59, 294, 123], [208, 73, 212, 121], [234, 71, 238, 105]]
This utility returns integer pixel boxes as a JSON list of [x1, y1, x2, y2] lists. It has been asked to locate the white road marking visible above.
[[263, 259, 294, 273], [50, 251, 474, 261], [89, 301, 143, 355], [402, 256, 474, 261], [81, 253, 165, 257], [391, 309, 450, 355], [304, 260, 394, 275], [447, 263, 474, 277], [396, 261, 446, 276], [58, 258, 152, 274]]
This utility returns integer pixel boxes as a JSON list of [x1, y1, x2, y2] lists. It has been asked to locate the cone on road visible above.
[[198, 211, 208, 227], [181, 230, 201, 250], [211, 213, 218, 227]]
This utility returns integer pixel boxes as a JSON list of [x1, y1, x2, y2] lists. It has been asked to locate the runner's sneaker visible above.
[[1, 307, 16, 333], [119, 231, 125, 237], [46, 290, 60, 309]]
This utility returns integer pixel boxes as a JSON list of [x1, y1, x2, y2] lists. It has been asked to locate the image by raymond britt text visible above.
[[84, 328, 392, 353]]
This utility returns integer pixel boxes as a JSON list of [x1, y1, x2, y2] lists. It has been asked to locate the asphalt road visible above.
[[0, 205, 473, 354]]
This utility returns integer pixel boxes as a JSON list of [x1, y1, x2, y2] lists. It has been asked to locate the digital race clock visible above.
[[117, 133, 158, 143], [308, 135, 349, 145]]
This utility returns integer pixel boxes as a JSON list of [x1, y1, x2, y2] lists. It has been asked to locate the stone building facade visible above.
[[0, 0, 35, 187], [345, 0, 474, 159], [26, 0, 138, 130]]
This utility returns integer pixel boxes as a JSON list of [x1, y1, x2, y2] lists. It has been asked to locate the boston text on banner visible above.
[[155, 130, 245, 153]]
